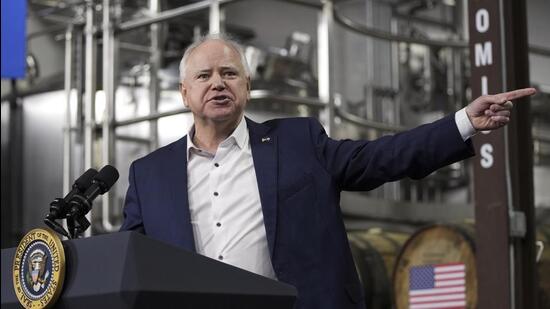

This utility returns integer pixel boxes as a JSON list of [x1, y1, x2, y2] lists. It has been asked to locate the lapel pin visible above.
[[261, 137, 271, 143]]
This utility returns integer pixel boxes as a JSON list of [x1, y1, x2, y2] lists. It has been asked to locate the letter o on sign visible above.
[[476, 9, 490, 33]]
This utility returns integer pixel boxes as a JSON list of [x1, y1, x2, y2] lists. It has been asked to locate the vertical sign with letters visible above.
[[468, 0, 511, 308]]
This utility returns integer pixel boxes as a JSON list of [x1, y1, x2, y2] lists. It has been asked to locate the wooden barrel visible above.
[[348, 228, 409, 309], [393, 224, 477, 309]]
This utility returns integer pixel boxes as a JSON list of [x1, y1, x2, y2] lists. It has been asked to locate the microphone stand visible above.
[[44, 197, 92, 239], [44, 165, 119, 239], [44, 198, 72, 238], [68, 213, 91, 239], [66, 216, 77, 239], [66, 193, 92, 238]]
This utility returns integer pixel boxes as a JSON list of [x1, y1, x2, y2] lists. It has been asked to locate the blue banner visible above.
[[1, 0, 27, 79]]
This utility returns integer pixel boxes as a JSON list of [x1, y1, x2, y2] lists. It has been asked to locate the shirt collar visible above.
[[186, 116, 248, 160]]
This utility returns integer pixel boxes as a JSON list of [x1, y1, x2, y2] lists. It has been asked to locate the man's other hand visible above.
[[466, 87, 537, 131]]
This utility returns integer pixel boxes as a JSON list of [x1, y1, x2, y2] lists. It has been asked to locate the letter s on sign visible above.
[[480, 143, 494, 168]]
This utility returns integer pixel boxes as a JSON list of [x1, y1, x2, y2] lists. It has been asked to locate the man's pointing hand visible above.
[[465, 87, 537, 131]]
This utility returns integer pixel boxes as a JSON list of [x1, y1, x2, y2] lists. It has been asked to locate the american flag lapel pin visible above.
[[261, 136, 271, 143]]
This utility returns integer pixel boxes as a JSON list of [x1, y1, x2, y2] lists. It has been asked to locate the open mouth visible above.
[[209, 95, 232, 104]]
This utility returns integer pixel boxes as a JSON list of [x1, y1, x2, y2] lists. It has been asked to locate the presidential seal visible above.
[[13, 228, 66, 309]]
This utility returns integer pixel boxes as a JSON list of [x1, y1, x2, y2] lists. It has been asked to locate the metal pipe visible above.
[[336, 108, 407, 132], [390, 17, 400, 109], [75, 25, 85, 135], [83, 0, 96, 237], [101, 0, 121, 232], [115, 107, 191, 127], [333, 4, 468, 49], [364, 0, 375, 127], [317, 0, 335, 137], [114, 90, 325, 128], [27, 25, 70, 41], [118, 42, 151, 53], [334, 1, 548, 56], [149, 0, 161, 151], [390, 16, 401, 202], [274, 0, 322, 9], [63, 25, 74, 200], [116, 135, 151, 144], [454, 0, 467, 110], [209, 0, 221, 34], [41, 14, 85, 25], [529, 45, 550, 57], [112, 0, 548, 57], [116, 0, 238, 33], [392, 11, 455, 30]]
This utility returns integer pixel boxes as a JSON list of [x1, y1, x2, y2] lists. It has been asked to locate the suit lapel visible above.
[[166, 137, 196, 252], [246, 117, 278, 257]]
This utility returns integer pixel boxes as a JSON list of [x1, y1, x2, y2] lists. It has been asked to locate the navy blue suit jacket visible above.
[[120, 115, 474, 309]]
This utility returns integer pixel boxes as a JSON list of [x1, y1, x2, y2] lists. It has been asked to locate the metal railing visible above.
[[60, 0, 550, 234]]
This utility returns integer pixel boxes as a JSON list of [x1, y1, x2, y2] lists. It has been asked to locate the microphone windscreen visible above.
[[94, 165, 119, 192], [74, 168, 99, 191]]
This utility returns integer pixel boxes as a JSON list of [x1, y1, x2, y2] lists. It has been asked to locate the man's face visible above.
[[180, 40, 250, 125]]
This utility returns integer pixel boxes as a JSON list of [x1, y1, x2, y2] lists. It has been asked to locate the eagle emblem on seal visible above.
[[26, 249, 50, 292]]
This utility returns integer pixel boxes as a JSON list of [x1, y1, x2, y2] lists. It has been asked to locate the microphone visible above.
[[44, 169, 98, 237], [68, 165, 119, 221], [45, 168, 98, 220]]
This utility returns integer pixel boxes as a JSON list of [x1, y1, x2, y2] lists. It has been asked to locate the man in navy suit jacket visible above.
[[120, 34, 535, 309]]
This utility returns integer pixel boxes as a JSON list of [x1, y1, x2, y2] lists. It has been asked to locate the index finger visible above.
[[497, 87, 537, 102]]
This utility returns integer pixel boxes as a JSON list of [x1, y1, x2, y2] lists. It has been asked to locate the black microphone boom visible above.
[[46, 168, 98, 220], [68, 165, 119, 221], [44, 168, 98, 237]]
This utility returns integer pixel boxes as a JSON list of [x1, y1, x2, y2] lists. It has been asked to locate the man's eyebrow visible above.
[[220, 65, 238, 70], [193, 68, 212, 75], [191, 66, 239, 76]]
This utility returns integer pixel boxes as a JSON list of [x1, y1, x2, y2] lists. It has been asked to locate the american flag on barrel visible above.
[[408, 263, 466, 309]]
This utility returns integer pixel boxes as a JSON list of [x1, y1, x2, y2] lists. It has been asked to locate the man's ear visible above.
[[179, 83, 188, 107]]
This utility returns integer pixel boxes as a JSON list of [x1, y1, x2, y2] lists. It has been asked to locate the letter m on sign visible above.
[[475, 42, 493, 67]]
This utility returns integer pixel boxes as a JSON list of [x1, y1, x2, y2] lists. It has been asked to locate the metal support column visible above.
[[501, 1, 537, 308], [390, 15, 401, 201], [149, 0, 160, 151], [209, 0, 221, 34], [63, 25, 74, 199], [364, 0, 375, 127], [83, 0, 97, 237], [317, 0, 335, 137], [390, 16, 400, 125], [75, 24, 85, 137], [453, 0, 468, 111], [2, 81, 24, 247], [101, 0, 120, 232]]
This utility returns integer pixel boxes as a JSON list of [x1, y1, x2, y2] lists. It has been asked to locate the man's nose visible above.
[[211, 74, 226, 90]]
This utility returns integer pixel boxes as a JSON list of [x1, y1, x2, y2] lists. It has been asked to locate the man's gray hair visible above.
[[179, 33, 250, 82]]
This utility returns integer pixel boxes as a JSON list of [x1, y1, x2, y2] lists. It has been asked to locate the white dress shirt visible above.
[[455, 107, 477, 141], [186, 116, 277, 279], [185, 110, 475, 279]]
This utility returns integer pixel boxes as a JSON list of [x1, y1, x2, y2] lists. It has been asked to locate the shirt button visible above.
[[214, 163, 219, 167], [218, 255, 223, 260], [213, 192, 219, 196], [216, 222, 221, 227]]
